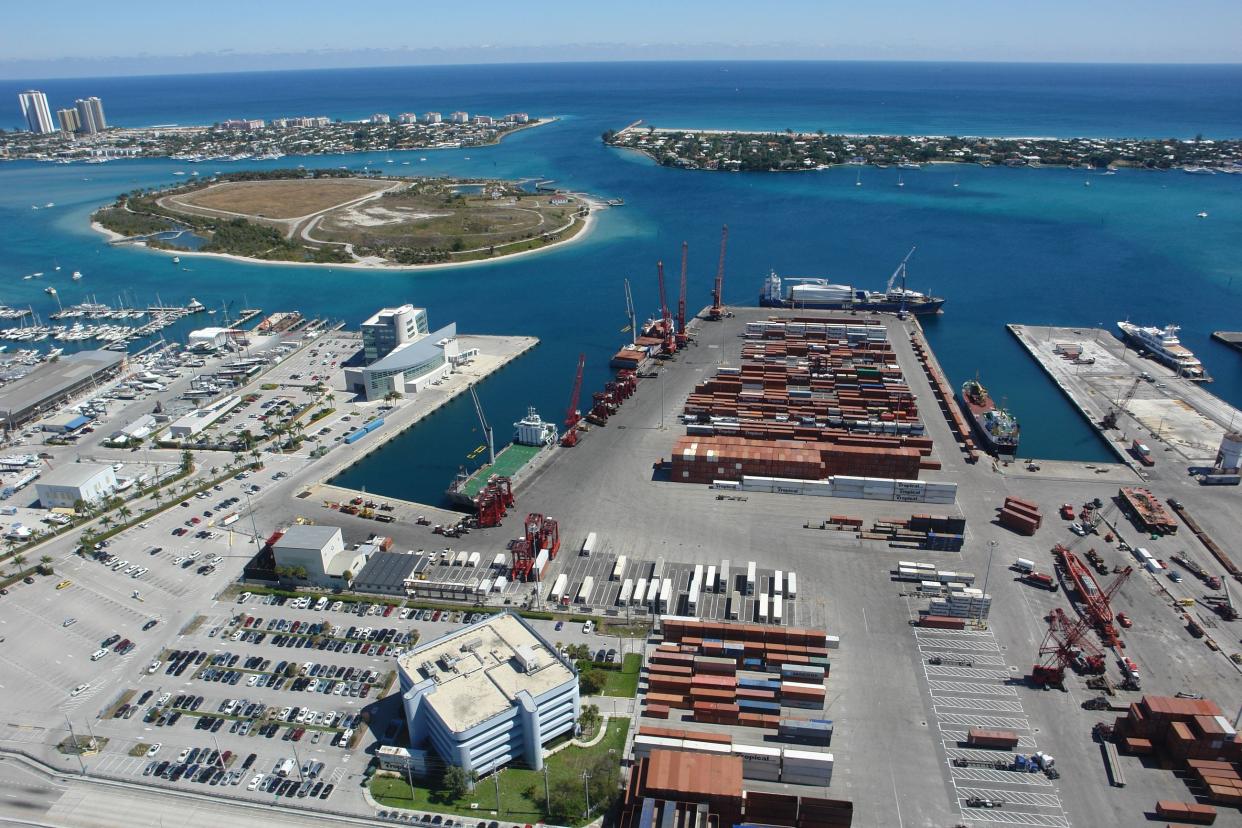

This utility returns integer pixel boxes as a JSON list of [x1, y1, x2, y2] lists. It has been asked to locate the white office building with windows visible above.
[[74, 97, 107, 134], [395, 612, 579, 775], [345, 305, 463, 401], [18, 91, 55, 134]]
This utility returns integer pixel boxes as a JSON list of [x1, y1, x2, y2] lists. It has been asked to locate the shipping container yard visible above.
[[136, 305, 1242, 828]]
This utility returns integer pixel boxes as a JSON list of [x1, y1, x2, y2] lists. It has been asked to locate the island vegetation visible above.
[[603, 125, 1242, 172], [1, 112, 542, 163], [92, 169, 591, 267]]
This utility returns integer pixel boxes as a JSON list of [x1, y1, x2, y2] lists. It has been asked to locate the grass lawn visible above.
[[370, 717, 629, 826], [599, 653, 642, 697]]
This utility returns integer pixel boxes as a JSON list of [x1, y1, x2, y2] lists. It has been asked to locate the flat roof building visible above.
[[0, 350, 126, 430], [352, 551, 419, 595], [168, 395, 242, 440], [362, 305, 428, 364], [272, 524, 368, 588], [36, 463, 118, 510], [396, 612, 578, 775]]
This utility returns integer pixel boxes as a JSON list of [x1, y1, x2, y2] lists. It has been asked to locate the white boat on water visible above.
[[1197, 211, 1209, 218], [72, 271, 82, 280], [1182, 166, 1216, 175], [1117, 321, 1206, 379], [172, 256, 180, 264]]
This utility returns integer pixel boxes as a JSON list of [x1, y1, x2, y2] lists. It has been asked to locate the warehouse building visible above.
[[0, 350, 126, 430], [168, 395, 242, 440], [35, 463, 118, 510], [271, 524, 368, 588], [352, 550, 419, 595], [396, 612, 578, 775]]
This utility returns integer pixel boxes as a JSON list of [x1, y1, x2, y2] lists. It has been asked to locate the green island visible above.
[[91, 169, 593, 267], [603, 124, 1242, 172]]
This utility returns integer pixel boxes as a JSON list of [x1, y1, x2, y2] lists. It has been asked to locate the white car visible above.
[[247, 773, 265, 791], [247, 674, 259, 686], [188, 550, 201, 560], [111, 560, 129, 571], [132, 567, 147, 578], [70, 683, 90, 697], [147, 660, 161, 674], [173, 557, 186, 565], [146, 743, 161, 757], [177, 748, 190, 763], [124, 565, 139, 575], [231, 630, 244, 641]]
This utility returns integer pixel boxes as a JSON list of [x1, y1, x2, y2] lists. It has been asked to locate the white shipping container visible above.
[[706, 565, 717, 594], [491, 553, 506, 569], [577, 576, 594, 603], [549, 573, 569, 602], [634, 577, 649, 606], [492, 575, 507, 593], [773, 594, 783, 623], [787, 571, 797, 598], [774, 570, 784, 597], [611, 555, 627, 581], [658, 578, 672, 613], [720, 559, 731, 593], [728, 590, 741, 620], [688, 580, 701, 614], [581, 532, 597, 556], [477, 577, 493, 595], [466, 551, 481, 568], [758, 592, 769, 622], [618, 579, 635, 605], [746, 561, 757, 595], [646, 577, 660, 605]]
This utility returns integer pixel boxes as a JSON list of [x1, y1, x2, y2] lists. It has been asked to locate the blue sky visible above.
[[3, 0, 1240, 78]]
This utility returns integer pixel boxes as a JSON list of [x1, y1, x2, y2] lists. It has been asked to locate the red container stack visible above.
[[999, 495, 1042, 536]]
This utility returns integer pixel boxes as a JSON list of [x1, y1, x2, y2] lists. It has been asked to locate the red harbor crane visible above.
[[560, 353, 586, 447], [676, 241, 689, 347], [474, 476, 514, 528], [509, 537, 534, 581], [1031, 607, 1106, 688], [1052, 544, 1133, 647], [708, 224, 728, 321], [656, 260, 676, 355], [524, 513, 561, 559]]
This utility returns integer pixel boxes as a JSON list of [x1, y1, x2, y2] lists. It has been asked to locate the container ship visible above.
[[1116, 321, 1207, 380], [960, 378, 1020, 456], [759, 248, 945, 315]]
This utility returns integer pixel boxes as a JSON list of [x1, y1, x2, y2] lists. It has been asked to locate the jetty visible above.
[[1211, 331, 1242, 354]]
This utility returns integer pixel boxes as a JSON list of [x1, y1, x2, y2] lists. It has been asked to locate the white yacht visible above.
[[1117, 321, 1205, 379]]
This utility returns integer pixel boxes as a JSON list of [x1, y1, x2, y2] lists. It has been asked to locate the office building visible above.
[[57, 108, 80, 134], [396, 612, 579, 775], [73, 97, 106, 134], [361, 305, 427, 363], [421, 112, 442, 124], [271, 525, 368, 587], [397, 113, 419, 125], [345, 306, 468, 401], [36, 463, 118, 510], [449, 111, 469, 124], [18, 91, 55, 134]]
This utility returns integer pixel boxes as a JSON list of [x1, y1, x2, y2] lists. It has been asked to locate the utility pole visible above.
[[582, 770, 592, 818], [543, 765, 550, 810], [63, 715, 87, 776], [493, 769, 501, 814], [982, 539, 997, 611]]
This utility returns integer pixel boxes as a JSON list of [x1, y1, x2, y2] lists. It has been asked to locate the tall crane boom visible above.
[[623, 278, 636, 346], [676, 241, 688, 346], [709, 224, 728, 320], [657, 260, 675, 354], [560, 354, 586, 447], [469, 386, 495, 466]]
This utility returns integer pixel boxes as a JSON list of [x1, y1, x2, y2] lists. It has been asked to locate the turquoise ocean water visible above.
[[1, 62, 1240, 504]]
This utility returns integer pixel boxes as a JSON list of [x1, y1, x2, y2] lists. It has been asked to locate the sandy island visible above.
[[91, 194, 607, 272]]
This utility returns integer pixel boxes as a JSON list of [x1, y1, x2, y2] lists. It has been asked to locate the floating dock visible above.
[[1211, 331, 1242, 354], [1009, 324, 1242, 466]]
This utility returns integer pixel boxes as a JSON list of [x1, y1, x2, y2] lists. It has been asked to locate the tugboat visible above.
[[960, 378, 1020, 456]]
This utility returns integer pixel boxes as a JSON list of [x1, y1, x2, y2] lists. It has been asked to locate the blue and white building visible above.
[[345, 305, 466, 401], [396, 612, 579, 775]]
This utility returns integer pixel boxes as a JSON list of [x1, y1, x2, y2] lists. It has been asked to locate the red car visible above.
[[1117, 612, 1133, 628], [382, 605, 394, 617]]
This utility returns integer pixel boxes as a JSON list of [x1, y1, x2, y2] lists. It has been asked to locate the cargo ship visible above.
[[759, 248, 945, 315], [1116, 321, 1207, 380], [960, 378, 1020, 456], [445, 407, 557, 509]]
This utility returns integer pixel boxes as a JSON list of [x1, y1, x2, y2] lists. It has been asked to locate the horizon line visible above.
[[4, 56, 1242, 85]]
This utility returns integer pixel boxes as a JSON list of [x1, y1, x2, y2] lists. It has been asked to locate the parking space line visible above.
[[937, 712, 1032, 730], [927, 680, 1019, 698], [956, 788, 1064, 809], [957, 808, 1071, 826], [933, 697, 1026, 713], [950, 766, 1054, 787]]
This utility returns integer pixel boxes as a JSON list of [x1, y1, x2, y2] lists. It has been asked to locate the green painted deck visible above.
[[459, 443, 543, 497]]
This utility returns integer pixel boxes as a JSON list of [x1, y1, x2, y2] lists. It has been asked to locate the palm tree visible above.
[[118, 505, 132, 522], [12, 553, 25, 571], [100, 516, 113, 530], [210, 466, 219, 477]]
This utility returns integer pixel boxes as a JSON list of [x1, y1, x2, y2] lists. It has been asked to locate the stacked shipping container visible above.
[[999, 495, 1042, 536]]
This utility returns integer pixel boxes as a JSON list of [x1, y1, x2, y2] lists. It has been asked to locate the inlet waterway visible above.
[[2, 61, 1240, 505]]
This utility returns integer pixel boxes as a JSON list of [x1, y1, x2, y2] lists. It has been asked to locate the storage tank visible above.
[[1219, 432, 1242, 471]]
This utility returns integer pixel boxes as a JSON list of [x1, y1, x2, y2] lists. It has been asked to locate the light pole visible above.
[[63, 715, 87, 776], [582, 770, 591, 818], [981, 539, 997, 610]]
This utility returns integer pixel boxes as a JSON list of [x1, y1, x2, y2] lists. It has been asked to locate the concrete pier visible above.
[[1009, 324, 1242, 467]]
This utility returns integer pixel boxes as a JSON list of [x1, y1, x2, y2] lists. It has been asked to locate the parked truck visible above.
[[967, 728, 1020, 750], [1021, 571, 1060, 592], [1131, 440, 1155, 467]]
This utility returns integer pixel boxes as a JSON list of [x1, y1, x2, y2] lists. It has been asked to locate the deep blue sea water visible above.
[[2, 62, 1241, 504]]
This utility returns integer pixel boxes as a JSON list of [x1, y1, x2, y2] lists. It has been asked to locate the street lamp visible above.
[[981, 539, 997, 609]]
